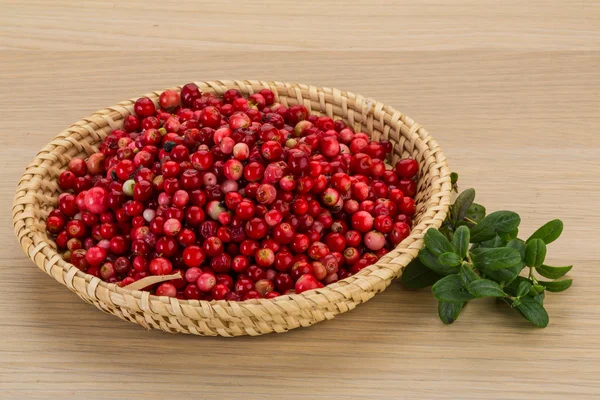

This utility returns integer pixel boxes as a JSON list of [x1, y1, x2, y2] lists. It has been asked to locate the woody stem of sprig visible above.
[[528, 267, 539, 284]]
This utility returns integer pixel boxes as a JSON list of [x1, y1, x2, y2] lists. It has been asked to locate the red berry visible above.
[[197, 273, 216, 292], [181, 83, 201, 107], [321, 188, 340, 207], [212, 283, 230, 300], [274, 273, 294, 292], [134, 97, 156, 118], [399, 197, 416, 216], [243, 162, 264, 182], [199, 106, 222, 129], [234, 277, 254, 294], [245, 218, 268, 240], [163, 218, 182, 237], [85, 246, 107, 268], [183, 245, 205, 268], [255, 248, 275, 267], [295, 274, 323, 294], [58, 170, 76, 190], [123, 115, 140, 132], [308, 241, 330, 260], [149, 257, 173, 275], [254, 279, 274, 296], [185, 267, 203, 283], [395, 159, 419, 179], [320, 136, 340, 157], [156, 282, 177, 297], [374, 215, 393, 234], [290, 233, 310, 253], [390, 222, 411, 245], [68, 158, 87, 177], [398, 179, 417, 198], [291, 261, 313, 281], [83, 187, 109, 214], [159, 89, 180, 109], [184, 284, 202, 300], [351, 211, 374, 232]]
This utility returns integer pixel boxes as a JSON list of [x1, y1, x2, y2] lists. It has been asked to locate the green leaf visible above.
[[450, 172, 459, 186], [534, 291, 545, 305], [516, 296, 549, 327], [424, 229, 455, 257], [451, 188, 475, 225], [504, 276, 531, 296], [438, 225, 454, 241], [471, 247, 522, 270], [465, 202, 486, 227], [432, 274, 474, 302], [527, 219, 564, 245], [439, 252, 462, 267], [419, 249, 459, 276], [533, 284, 545, 294], [438, 301, 464, 324], [459, 264, 479, 287], [481, 262, 524, 286], [539, 279, 573, 293], [535, 264, 573, 280], [468, 279, 507, 298], [401, 258, 444, 289], [517, 281, 533, 298], [498, 228, 519, 242], [478, 235, 507, 249], [452, 226, 470, 258], [470, 211, 521, 243], [506, 239, 526, 260], [525, 239, 547, 268]]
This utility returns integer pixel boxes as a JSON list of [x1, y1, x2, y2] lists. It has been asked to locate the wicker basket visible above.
[[12, 80, 451, 337]]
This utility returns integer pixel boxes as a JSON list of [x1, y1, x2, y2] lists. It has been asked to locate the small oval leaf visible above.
[[516, 296, 549, 328], [452, 225, 470, 259], [466, 203, 486, 226], [401, 259, 444, 289], [481, 262, 524, 285], [525, 239, 547, 268], [539, 279, 573, 293], [535, 264, 572, 280], [534, 291, 545, 305], [498, 228, 518, 242], [432, 274, 474, 302], [527, 219, 564, 245], [424, 229, 455, 257], [468, 279, 506, 298], [419, 249, 459, 276], [459, 264, 479, 287], [517, 281, 533, 298], [439, 252, 462, 267], [472, 247, 522, 270], [438, 301, 464, 324], [470, 211, 521, 243], [451, 188, 475, 224], [506, 239, 526, 260]]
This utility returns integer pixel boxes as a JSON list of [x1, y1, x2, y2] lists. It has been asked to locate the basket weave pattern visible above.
[[13, 81, 451, 336]]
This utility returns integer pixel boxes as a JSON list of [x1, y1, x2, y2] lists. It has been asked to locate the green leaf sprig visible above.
[[401, 178, 572, 328]]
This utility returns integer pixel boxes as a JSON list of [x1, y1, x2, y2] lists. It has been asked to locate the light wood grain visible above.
[[1, 1, 600, 399]]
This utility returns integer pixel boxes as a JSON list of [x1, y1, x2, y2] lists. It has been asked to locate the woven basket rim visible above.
[[13, 80, 451, 336]]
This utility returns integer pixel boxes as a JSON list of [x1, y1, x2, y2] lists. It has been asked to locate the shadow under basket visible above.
[[12, 80, 451, 337]]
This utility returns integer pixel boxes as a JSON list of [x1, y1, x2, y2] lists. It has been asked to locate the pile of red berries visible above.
[[47, 83, 419, 301]]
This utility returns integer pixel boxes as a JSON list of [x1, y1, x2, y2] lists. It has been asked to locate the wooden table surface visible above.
[[1, 1, 599, 399]]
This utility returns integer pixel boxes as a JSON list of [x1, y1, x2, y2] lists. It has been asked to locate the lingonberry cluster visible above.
[[47, 83, 419, 301]]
